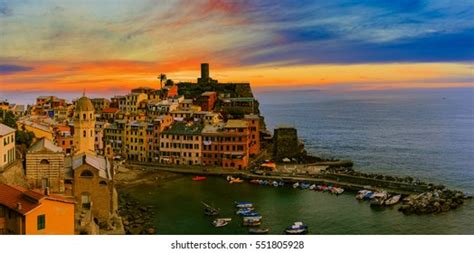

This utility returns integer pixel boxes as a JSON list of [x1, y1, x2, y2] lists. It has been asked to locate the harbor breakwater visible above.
[[126, 162, 471, 215]]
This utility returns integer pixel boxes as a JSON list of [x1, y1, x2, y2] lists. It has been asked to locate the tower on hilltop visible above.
[[197, 63, 217, 85]]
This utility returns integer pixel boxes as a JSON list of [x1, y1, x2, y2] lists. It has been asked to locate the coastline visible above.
[[115, 164, 183, 234]]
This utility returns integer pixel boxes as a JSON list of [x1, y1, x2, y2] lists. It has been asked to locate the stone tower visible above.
[[74, 95, 96, 154]]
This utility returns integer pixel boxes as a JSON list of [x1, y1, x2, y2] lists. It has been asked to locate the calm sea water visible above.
[[124, 87, 474, 234]]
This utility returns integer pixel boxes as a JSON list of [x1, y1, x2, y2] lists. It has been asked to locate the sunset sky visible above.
[[0, 0, 473, 103]]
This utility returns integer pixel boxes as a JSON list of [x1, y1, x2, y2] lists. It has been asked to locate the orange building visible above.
[[201, 120, 251, 169], [0, 184, 75, 235], [243, 114, 261, 157]]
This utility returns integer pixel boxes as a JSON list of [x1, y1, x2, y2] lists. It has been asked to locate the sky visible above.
[[0, 0, 473, 103]]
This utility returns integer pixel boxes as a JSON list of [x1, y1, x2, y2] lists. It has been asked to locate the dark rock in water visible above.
[[139, 206, 148, 212]]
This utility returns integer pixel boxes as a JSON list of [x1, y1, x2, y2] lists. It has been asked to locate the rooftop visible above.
[[225, 119, 248, 128], [0, 184, 73, 215], [0, 123, 15, 136], [70, 153, 112, 180], [162, 121, 204, 136], [28, 138, 63, 153], [102, 107, 120, 113]]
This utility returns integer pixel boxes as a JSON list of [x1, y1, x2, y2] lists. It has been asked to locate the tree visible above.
[[165, 79, 174, 87], [158, 73, 167, 90], [0, 109, 16, 128], [0, 109, 35, 148]]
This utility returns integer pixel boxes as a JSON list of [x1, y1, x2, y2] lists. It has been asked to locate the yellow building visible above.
[[123, 93, 147, 114], [0, 123, 16, 170], [16, 120, 53, 141], [73, 96, 96, 154], [124, 121, 149, 162]]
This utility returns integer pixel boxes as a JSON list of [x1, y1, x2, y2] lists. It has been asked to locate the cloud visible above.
[[0, 64, 33, 74]]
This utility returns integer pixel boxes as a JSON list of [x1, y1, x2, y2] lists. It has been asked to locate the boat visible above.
[[213, 218, 231, 227], [192, 176, 207, 181], [249, 228, 269, 234], [278, 181, 285, 187], [259, 180, 269, 185], [356, 190, 370, 200], [241, 211, 261, 217], [235, 201, 253, 208], [272, 181, 279, 187], [202, 201, 220, 216], [331, 187, 344, 195], [300, 183, 311, 189], [243, 220, 262, 226], [250, 179, 260, 184], [293, 182, 300, 189], [363, 191, 374, 200], [384, 195, 401, 206], [309, 184, 316, 190], [236, 207, 254, 215], [285, 222, 308, 234], [370, 191, 388, 207], [243, 216, 262, 222], [229, 177, 244, 184]]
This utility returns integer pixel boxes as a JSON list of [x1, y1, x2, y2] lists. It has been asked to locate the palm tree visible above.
[[158, 73, 167, 90]]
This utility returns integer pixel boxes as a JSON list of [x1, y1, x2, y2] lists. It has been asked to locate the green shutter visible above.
[[37, 214, 46, 230]]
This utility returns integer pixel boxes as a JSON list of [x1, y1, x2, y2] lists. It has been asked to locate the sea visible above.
[[123, 87, 474, 234]]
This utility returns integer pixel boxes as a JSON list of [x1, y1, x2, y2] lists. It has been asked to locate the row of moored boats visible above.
[[293, 182, 344, 195], [356, 190, 402, 207]]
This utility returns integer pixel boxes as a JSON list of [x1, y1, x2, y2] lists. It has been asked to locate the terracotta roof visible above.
[[28, 137, 63, 153], [0, 184, 42, 215], [102, 107, 119, 113], [56, 125, 71, 132], [0, 184, 74, 215]]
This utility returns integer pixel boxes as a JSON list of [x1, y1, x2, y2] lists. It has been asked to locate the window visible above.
[[80, 170, 93, 178], [83, 130, 86, 137], [37, 214, 46, 230], [40, 159, 50, 165]]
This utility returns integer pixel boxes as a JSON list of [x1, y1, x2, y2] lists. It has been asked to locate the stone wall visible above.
[[273, 127, 304, 160], [0, 160, 28, 187]]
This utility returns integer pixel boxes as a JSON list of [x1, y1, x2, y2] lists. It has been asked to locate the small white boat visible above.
[[309, 184, 316, 190], [285, 221, 308, 234], [235, 201, 253, 208], [293, 182, 300, 189], [213, 218, 231, 227], [356, 190, 370, 200], [385, 195, 401, 206]]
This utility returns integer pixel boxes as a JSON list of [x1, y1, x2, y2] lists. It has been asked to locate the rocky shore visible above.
[[114, 163, 184, 234], [399, 189, 471, 215], [118, 193, 157, 234]]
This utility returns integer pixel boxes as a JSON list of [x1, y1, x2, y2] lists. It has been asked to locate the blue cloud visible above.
[[242, 0, 474, 65], [0, 64, 34, 74]]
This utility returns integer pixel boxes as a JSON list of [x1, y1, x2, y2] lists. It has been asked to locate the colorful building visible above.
[[201, 120, 251, 169], [160, 122, 203, 165], [195, 91, 217, 111], [26, 138, 65, 193], [0, 184, 75, 235], [73, 96, 96, 154], [0, 123, 16, 170]]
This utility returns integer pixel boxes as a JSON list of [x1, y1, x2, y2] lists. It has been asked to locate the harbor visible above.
[[117, 175, 474, 234]]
